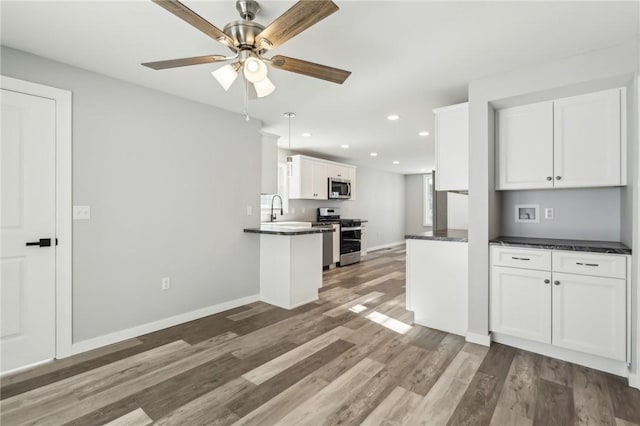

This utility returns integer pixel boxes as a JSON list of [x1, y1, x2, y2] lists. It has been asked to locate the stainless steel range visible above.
[[317, 208, 362, 266]]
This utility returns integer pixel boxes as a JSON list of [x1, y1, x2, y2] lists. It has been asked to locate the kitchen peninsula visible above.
[[244, 224, 333, 309]]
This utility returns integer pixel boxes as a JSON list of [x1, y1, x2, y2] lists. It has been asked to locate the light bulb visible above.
[[243, 57, 268, 83], [211, 64, 239, 91], [254, 76, 275, 98]]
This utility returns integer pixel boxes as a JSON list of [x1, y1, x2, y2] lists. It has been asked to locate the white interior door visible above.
[[1, 88, 57, 372]]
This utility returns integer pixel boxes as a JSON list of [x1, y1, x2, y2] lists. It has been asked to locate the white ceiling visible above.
[[2, 1, 638, 174]]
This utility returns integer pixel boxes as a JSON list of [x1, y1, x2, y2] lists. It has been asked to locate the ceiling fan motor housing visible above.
[[224, 20, 265, 50]]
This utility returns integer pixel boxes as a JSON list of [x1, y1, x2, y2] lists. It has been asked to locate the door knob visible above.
[[544, 279, 550, 284], [554, 280, 560, 285], [555, 176, 562, 180], [26, 238, 52, 247], [546, 177, 552, 181]]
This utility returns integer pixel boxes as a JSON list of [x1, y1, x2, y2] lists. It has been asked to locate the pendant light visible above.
[[284, 112, 296, 177]]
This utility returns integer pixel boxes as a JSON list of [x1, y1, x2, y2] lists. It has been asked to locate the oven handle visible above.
[[341, 226, 362, 231]]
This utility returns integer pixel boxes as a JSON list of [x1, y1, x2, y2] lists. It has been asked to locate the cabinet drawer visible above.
[[552, 252, 626, 279], [491, 246, 551, 271]]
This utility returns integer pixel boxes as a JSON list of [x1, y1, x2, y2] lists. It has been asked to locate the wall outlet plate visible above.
[[544, 207, 554, 220], [73, 205, 91, 220], [161, 277, 170, 290]]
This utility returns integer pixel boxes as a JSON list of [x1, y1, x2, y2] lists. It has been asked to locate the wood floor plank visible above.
[[572, 364, 616, 426], [227, 339, 354, 418], [606, 373, 640, 424], [154, 377, 254, 426], [490, 350, 541, 425], [532, 378, 575, 426], [539, 356, 573, 387], [400, 333, 466, 396], [322, 344, 427, 426], [617, 418, 640, 426], [349, 271, 405, 293], [231, 375, 330, 426], [104, 408, 154, 426], [407, 343, 489, 425], [1, 340, 192, 417], [446, 343, 517, 426], [360, 386, 423, 426], [241, 326, 353, 385], [322, 291, 385, 318], [227, 303, 275, 321], [275, 357, 385, 425]]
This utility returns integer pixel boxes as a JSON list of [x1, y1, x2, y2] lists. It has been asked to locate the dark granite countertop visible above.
[[490, 236, 631, 255], [405, 229, 468, 242], [311, 219, 369, 225], [244, 225, 334, 236]]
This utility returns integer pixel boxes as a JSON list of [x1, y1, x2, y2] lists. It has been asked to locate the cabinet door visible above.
[[553, 88, 623, 188], [332, 224, 340, 264], [496, 101, 554, 190], [490, 266, 551, 343], [552, 272, 626, 361], [327, 164, 348, 179], [435, 103, 468, 191], [312, 161, 328, 199], [298, 157, 315, 199], [347, 167, 356, 200]]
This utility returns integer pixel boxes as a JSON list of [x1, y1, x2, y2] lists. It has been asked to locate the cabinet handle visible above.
[[511, 257, 530, 261], [544, 279, 550, 284], [576, 262, 599, 267], [546, 176, 552, 181], [554, 280, 560, 285], [555, 176, 562, 180]]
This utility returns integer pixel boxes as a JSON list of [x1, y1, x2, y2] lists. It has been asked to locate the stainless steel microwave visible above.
[[328, 177, 351, 199]]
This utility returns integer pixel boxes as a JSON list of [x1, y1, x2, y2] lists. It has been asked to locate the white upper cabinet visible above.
[[434, 102, 468, 191], [288, 155, 355, 200], [553, 89, 624, 188], [496, 88, 626, 190], [497, 101, 554, 190]]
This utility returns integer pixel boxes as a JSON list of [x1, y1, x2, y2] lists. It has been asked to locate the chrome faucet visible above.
[[270, 194, 284, 222]]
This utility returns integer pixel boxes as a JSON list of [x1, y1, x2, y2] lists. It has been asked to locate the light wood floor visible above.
[[2, 245, 640, 425]]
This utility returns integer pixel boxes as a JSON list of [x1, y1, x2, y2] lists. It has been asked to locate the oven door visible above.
[[329, 178, 351, 199], [340, 226, 361, 254]]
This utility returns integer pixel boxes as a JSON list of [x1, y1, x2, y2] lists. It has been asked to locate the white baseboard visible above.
[[629, 373, 640, 390], [493, 332, 629, 378], [466, 331, 491, 347], [70, 294, 260, 356], [368, 241, 405, 253]]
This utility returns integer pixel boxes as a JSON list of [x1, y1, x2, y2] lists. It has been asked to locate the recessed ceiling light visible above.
[[341, 144, 349, 149], [302, 132, 311, 137], [387, 114, 400, 121], [419, 131, 430, 136], [393, 160, 400, 165], [370, 152, 378, 157]]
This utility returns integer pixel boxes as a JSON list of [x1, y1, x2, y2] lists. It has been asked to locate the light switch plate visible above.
[[247, 206, 253, 216], [73, 205, 91, 220], [544, 208, 554, 220]]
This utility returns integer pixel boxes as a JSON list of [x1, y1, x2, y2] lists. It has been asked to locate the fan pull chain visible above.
[[244, 77, 250, 121]]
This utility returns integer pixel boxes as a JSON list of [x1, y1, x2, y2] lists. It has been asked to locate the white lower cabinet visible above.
[[490, 246, 628, 362], [552, 272, 626, 361], [490, 266, 551, 344]]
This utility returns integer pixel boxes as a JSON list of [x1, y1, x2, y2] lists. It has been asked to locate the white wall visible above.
[[405, 174, 431, 235], [500, 188, 622, 241], [1, 47, 262, 343], [468, 41, 639, 375]]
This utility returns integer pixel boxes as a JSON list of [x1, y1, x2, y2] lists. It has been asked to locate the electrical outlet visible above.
[[544, 208, 554, 220], [161, 277, 171, 290], [291, 207, 296, 214], [301, 208, 306, 213], [247, 205, 253, 216], [73, 205, 91, 220]]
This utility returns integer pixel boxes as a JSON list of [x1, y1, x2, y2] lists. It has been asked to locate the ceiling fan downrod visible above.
[[236, 0, 260, 21]]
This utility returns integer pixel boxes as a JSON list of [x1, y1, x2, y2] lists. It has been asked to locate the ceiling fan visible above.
[[142, 0, 352, 98]]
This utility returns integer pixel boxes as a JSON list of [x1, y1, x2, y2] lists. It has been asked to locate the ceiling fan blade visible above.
[[255, 0, 338, 50], [152, 0, 234, 46], [142, 54, 228, 70], [270, 55, 351, 84]]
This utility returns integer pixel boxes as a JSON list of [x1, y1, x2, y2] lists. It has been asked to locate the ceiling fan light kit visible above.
[[143, 0, 351, 98]]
